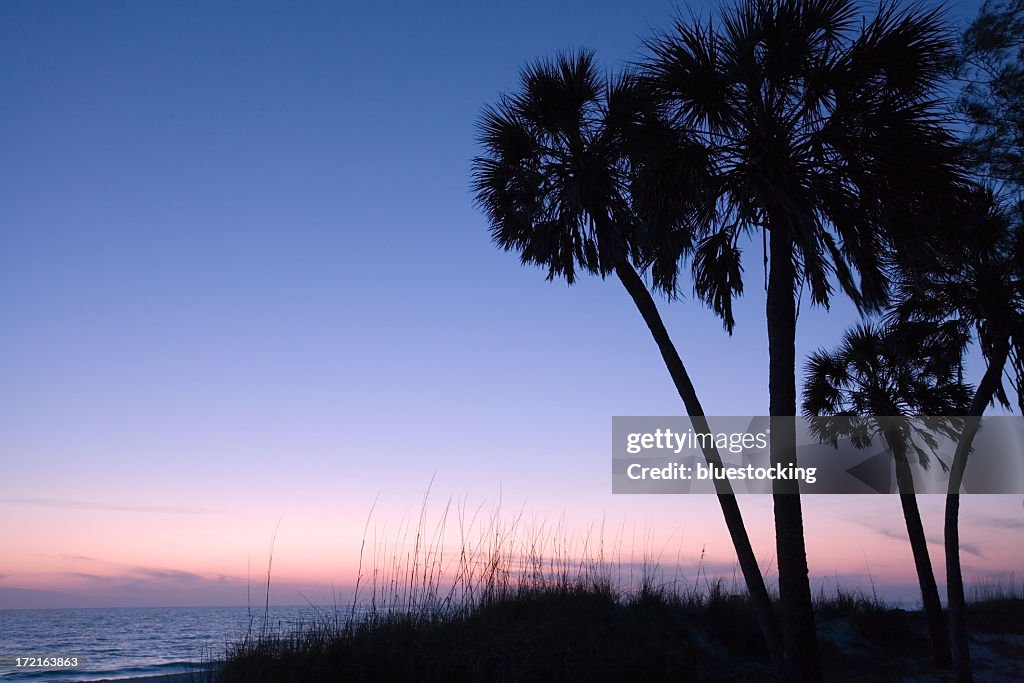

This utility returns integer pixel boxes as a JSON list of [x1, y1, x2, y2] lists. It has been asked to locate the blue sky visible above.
[[3, 0, 1019, 609]]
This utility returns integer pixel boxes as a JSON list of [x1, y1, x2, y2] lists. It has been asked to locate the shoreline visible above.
[[54, 672, 210, 683]]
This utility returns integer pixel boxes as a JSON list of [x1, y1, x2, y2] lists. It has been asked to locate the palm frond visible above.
[[692, 226, 744, 333]]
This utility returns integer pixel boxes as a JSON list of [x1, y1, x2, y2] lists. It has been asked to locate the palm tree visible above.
[[641, 2, 968, 678], [470, 51, 785, 675], [888, 192, 1023, 682], [802, 321, 972, 667]]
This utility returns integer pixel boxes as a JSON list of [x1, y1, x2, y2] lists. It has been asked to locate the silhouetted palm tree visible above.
[[642, 2, 968, 678], [470, 51, 785, 674], [803, 321, 972, 667], [888, 192, 1023, 682]]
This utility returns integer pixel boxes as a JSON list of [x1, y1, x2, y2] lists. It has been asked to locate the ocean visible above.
[[0, 605, 354, 681]]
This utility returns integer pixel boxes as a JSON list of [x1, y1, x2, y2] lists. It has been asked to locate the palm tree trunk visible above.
[[883, 428, 951, 667], [766, 222, 822, 683], [614, 257, 785, 678], [945, 337, 1011, 683]]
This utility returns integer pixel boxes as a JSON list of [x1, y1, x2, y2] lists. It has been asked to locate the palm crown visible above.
[[642, 0, 969, 329], [802, 321, 973, 466], [472, 51, 634, 283]]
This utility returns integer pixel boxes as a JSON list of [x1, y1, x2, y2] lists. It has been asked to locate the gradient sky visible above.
[[2, 0, 1020, 610]]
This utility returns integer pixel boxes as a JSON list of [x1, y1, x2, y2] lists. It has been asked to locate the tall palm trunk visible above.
[[767, 222, 822, 683], [614, 256, 785, 678], [883, 428, 951, 667], [945, 337, 1011, 683]]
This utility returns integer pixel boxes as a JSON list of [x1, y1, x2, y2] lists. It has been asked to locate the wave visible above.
[[2, 659, 214, 682]]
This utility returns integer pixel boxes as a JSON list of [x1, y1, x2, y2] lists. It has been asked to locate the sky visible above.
[[2, 0, 1021, 610]]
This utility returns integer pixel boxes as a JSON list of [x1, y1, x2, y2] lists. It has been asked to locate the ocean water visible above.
[[0, 605, 356, 681]]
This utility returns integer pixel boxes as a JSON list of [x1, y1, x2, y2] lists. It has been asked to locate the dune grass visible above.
[[210, 502, 1023, 682], [967, 573, 1024, 635], [217, 578, 776, 682]]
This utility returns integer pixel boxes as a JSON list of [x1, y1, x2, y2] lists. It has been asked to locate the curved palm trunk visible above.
[[945, 338, 1011, 683], [882, 428, 951, 667], [767, 223, 822, 683], [614, 257, 785, 678]]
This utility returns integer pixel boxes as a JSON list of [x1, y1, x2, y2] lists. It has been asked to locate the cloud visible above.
[[6, 567, 343, 609], [0, 586, 89, 610], [0, 496, 217, 514], [973, 515, 1024, 531], [128, 567, 209, 583], [929, 535, 985, 560], [872, 526, 985, 559], [44, 557, 212, 585], [65, 571, 117, 583], [59, 553, 97, 563]]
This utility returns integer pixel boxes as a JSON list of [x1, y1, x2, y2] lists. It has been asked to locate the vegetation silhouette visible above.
[[945, 6, 1024, 676], [216, 505, 1024, 682], [639, 1, 969, 678], [802, 320, 973, 667], [470, 50, 785, 675], [468, 0, 1022, 680], [887, 190, 1023, 681], [958, 0, 1024, 190]]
